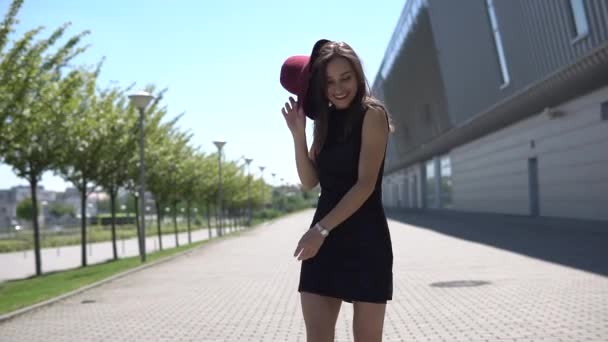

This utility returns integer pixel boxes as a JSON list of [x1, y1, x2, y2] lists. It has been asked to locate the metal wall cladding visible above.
[[380, 7, 451, 171], [427, 0, 608, 127], [521, 0, 608, 75]]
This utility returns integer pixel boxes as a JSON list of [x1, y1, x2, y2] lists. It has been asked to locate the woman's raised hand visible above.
[[281, 97, 306, 137]]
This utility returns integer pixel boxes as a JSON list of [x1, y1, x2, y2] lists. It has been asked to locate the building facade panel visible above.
[[450, 85, 608, 220]]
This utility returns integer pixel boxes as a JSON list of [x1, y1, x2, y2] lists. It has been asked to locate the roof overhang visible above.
[[385, 41, 608, 174]]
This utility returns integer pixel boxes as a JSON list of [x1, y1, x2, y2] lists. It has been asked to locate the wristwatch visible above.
[[314, 222, 329, 237]]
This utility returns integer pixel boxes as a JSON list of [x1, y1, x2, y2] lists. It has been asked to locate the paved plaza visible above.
[[0, 209, 607, 341]]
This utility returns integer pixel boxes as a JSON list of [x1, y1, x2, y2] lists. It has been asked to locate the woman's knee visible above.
[[353, 301, 386, 342], [301, 292, 342, 340]]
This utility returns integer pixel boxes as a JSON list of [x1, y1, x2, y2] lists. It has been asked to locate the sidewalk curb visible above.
[[0, 212, 300, 324]]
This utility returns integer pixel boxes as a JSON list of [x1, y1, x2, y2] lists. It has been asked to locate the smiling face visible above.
[[325, 57, 358, 109]]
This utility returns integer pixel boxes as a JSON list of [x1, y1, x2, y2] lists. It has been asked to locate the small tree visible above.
[[48, 202, 75, 218], [16, 197, 34, 221]]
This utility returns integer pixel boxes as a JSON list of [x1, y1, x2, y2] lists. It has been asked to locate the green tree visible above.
[[135, 89, 175, 251], [55, 67, 107, 268], [16, 197, 34, 221], [0, 0, 89, 276], [94, 84, 138, 260], [48, 202, 75, 218], [165, 129, 193, 247]]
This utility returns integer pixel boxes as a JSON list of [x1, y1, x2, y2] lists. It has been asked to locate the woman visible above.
[[280, 39, 394, 342]]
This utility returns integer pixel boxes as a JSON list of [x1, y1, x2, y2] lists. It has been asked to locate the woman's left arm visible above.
[[318, 107, 389, 231]]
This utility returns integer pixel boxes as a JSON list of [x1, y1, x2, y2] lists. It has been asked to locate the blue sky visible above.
[[0, 0, 404, 192]]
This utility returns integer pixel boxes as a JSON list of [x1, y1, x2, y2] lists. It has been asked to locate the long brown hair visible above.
[[308, 41, 393, 158]]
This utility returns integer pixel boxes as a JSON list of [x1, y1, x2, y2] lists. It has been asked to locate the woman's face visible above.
[[325, 57, 358, 109]]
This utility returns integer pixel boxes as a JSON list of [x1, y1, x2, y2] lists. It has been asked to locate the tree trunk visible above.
[[215, 202, 220, 237], [240, 208, 245, 228], [206, 202, 212, 239], [233, 207, 237, 230], [155, 200, 163, 251], [186, 201, 192, 244], [29, 178, 42, 276], [110, 189, 118, 260], [80, 179, 88, 267], [173, 202, 179, 247]]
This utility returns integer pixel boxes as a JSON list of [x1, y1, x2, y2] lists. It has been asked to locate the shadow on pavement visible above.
[[386, 209, 608, 277]]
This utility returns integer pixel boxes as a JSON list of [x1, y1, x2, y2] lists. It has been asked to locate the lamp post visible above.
[[244, 158, 253, 226], [213, 141, 226, 237], [128, 90, 154, 263], [259, 166, 266, 208]]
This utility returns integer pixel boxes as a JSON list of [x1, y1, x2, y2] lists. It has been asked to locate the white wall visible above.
[[383, 164, 424, 209], [451, 86, 608, 220]]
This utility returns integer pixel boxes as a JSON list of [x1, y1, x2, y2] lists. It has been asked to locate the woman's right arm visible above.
[[293, 133, 319, 191], [282, 97, 319, 190]]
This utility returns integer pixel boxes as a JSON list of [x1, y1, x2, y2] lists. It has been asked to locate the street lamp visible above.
[[259, 166, 266, 208], [245, 158, 253, 226], [213, 141, 226, 237], [128, 90, 154, 263]]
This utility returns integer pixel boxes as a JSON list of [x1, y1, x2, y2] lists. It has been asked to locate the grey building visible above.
[[375, 0, 608, 221], [0, 185, 58, 232]]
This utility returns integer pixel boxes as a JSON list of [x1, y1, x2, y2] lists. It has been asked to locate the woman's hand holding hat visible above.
[[281, 96, 306, 138]]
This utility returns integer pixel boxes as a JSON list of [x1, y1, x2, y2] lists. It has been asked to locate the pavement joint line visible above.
[[0, 216, 283, 325]]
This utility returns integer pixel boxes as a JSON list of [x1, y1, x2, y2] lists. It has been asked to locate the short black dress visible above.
[[298, 103, 393, 304]]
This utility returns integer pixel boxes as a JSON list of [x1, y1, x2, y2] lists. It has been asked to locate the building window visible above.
[[569, 0, 589, 40], [440, 156, 453, 209], [485, 0, 510, 87], [601, 101, 608, 121], [425, 160, 435, 209]]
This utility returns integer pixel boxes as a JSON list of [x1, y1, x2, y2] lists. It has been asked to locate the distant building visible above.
[[0, 183, 157, 232], [0, 185, 57, 232]]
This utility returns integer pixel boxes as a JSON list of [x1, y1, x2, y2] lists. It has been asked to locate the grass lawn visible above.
[[0, 209, 301, 317], [0, 232, 228, 316]]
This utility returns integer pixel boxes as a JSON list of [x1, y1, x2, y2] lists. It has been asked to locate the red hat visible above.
[[280, 39, 330, 119]]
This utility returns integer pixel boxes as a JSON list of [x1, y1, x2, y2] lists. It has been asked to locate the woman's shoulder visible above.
[[362, 99, 393, 133], [362, 102, 388, 122], [360, 101, 391, 137]]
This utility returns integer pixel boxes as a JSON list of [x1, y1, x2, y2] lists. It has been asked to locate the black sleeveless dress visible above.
[[298, 103, 393, 304]]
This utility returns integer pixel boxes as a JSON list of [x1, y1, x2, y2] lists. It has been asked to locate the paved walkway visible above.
[[1, 209, 607, 341], [0, 226, 229, 282]]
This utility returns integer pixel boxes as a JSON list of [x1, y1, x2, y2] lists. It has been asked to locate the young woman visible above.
[[280, 40, 394, 342]]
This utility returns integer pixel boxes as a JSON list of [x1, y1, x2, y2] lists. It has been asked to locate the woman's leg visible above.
[[352, 301, 386, 342], [300, 292, 343, 342]]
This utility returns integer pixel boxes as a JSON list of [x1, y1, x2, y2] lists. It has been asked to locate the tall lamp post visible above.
[[213, 141, 226, 237], [128, 90, 154, 263], [259, 166, 266, 208], [244, 158, 253, 226]]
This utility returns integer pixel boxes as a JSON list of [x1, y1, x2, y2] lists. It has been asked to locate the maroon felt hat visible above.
[[280, 39, 330, 119]]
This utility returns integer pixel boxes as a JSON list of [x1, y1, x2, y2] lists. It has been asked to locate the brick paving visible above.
[[1, 209, 607, 341]]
